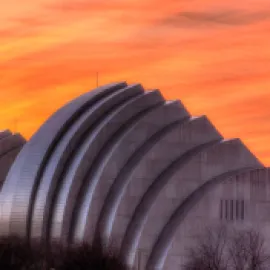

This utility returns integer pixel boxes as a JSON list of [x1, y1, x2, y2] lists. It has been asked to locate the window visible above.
[[220, 199, 244, 221]]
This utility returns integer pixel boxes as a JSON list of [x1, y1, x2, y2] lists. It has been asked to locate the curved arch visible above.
[[119, 141, 218, 265], [0, 82, 127, 237], [120, 140, 262, 267], [106, 116, 222, 251], [30, 84, 144, 240], [93, 117, 221, 248], [48, 90, 164, 242], [70, 101, 189, 244], [146, 168, 262, 270], [92, 120, 189, 243]]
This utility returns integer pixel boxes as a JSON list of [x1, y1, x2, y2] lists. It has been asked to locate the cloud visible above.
[[47, 0, 102, 12], [160, 10, 270, 27], [45, 0, 130, 15], [0, 15, 58, 40]]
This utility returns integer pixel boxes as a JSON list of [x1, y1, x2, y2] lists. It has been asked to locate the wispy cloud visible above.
[[1, 0, 270, 165], [161, 10, 270, 27]]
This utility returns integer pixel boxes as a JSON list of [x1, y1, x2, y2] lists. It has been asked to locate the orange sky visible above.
[[1, 0, 270, 164]]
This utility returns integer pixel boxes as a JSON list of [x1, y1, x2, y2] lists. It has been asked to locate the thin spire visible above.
[[14, 118, 17, 133]]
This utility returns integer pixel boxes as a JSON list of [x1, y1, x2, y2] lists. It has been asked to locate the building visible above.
[[0, 82, 269, 270], [0, 130, 25, 188]]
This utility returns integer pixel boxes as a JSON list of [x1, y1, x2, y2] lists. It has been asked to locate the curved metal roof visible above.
[[0, 83, 263, 270]]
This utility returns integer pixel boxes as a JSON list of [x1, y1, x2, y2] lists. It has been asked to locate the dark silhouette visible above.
[[0, 235, 48, 269], [0, 235, 128, 270], [228, 229, 270, 270], [183, 226, 270, 270], [57, 242, 126, 270], [184, 226, 229, 270]]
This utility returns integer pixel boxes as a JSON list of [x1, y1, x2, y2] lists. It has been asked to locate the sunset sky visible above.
[[1, 0, 270, 164]]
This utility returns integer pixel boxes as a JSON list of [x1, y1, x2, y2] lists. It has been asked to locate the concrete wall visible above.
[[161, 168, 270, 270], [115, 116, 222, 260], [144, 141, 262, 270]]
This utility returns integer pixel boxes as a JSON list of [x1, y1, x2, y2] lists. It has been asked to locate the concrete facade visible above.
[[158, 168, 270, 270], [0, 82, 268, 270]]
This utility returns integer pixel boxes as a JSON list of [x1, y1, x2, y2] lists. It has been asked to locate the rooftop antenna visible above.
[[14, 118, 17, 133], [96, 72, 99, 87]]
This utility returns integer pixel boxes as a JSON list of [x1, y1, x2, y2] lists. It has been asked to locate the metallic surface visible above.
[[0, 131, 25, 189], [0, 82, 264, 270]]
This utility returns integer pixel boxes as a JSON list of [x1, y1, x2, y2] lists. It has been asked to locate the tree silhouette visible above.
[[183, 226, 270, 270]]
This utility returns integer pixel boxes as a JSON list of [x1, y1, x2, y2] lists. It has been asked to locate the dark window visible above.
[[235, 199, 239, 220], [230, 200, 234, 220], [225, 199, 228, 220], [220, 199, 223, 219], [220, 199, 244, 221], [241, 199, 245, 220]]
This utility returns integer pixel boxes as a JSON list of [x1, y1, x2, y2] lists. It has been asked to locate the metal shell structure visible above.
[[0, 130, 25, 189], [0, 83, 265, 270]]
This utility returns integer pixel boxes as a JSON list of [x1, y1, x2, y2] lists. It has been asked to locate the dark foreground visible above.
[[0, 236, 127, 270]]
